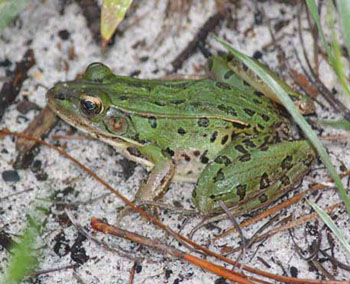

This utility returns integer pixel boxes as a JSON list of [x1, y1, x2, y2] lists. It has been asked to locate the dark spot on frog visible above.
[[236, 184, 247, 200], [239, 153, 251, 162], [281, 175, 291, 186], [261, 114, 270, 121], [198, 118, 209, 127], [243, 80, 251, 87], [218, 104, 237, 116], [231, 131, 239, 141], [193, 150, 201, 157], [215, 81, 232, 90], [213, 169, 225, 183], [244, 108, 256, 117], [242, 139, 256, 148], [148, 116, 157, 128], [259, 193, 268, 203], [214, 155, 231, 166], [231, 121, 249, 129], [181, 154, 191, 162], [170, 99, 185, 105], [177, 127, 186, 135], [260, 173, 270, 189], [200, 150, 209, 164], [260, 145, 269, 151], [253, 99, 262, 104], [162, 147, 175, 157], [254, 91, 264, 97], [242, 63, 248, 72], [210, 131, 218, 142], [281, 155, 293, 170], [224, 70, 234, 79], [132, 134, 148, 144], [119, 95, 128, 101], [187, 170, 193, 175], [234, 144, 248, 154], [154, 101, 166, 106], [127, 81, 143, 88], [167, 82, 191, 89], [221, 135, 229, 145], [257, 123, 265, 130], [303, 154, 314, 167]]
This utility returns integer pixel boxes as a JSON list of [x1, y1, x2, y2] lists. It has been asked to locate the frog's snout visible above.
[[46, 84, 67, 103]]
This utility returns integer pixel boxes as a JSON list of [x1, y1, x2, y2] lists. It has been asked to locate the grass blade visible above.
[[337, 0, 350, 59], [308, 201, 350, 255], [217, 38, 350, 213]]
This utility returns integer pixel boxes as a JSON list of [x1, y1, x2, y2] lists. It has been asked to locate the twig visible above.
[[91, 218, 256, 284]]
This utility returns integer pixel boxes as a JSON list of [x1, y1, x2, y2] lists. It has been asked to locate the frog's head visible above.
[[46, 63, 137, 144]]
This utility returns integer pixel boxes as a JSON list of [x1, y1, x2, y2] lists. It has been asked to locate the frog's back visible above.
[[102, 77, 283, 127]]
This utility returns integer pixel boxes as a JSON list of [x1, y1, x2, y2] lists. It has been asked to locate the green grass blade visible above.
[[326, 0, 350, 96], [337, 0, 350, 59], [217, 38, 350, 213], [318, 118, 350, 130], [305, 0, 333, 59], [308, 201, 350, 255], [306, 0, 350, 96], [0, 0, 29, 33]]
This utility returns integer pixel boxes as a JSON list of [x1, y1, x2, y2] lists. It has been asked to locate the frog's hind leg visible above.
[[193, 136, 316, 216]]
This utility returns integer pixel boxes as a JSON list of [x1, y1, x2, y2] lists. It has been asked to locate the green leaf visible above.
[[308, 201, 350, 255], [0, 218, 39, 283], [217, 38, 350, 213], [101, 0, 133, 49]]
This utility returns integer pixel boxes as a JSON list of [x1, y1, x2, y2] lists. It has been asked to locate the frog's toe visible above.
[[116, 206, 136, 225]]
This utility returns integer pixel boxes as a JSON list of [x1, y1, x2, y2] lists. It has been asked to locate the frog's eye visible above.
[[80, 95, 103, 115], [83, 62, 113, 83]]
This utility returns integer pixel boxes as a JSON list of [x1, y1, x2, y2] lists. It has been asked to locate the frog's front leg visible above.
[[193, 135, 316, 215], [135, 144, 176, 203], [118, 144, 175, 220]]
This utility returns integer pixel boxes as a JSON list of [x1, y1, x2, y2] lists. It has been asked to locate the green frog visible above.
[[46, 55, 316, 216]]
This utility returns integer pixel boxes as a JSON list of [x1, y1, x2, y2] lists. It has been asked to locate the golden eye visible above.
[[80, 95, 103, 115]]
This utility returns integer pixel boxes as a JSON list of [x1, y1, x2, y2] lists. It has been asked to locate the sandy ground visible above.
[[0, 1, 350, 283]]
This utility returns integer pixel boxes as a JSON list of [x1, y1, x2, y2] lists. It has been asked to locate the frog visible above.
[[46, 54, 316, 217]]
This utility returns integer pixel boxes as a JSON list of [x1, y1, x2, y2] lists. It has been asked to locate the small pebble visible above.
[[2, 170, 20, 182]]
